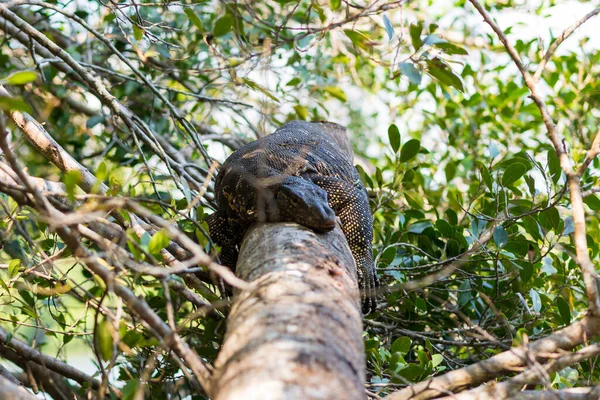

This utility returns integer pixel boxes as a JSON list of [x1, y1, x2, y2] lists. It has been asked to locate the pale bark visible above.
[[211, 223, 365, 400], [0, 376, 38, 400]]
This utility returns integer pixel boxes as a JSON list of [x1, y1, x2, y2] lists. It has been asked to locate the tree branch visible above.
[[385, 315, 600, 400], [211, 223, 365, 399], [533, 6, 600, 82], [467, 0, 600, 315]]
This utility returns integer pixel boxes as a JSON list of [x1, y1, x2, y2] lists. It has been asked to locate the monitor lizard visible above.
[[207, 120, 378, 313]]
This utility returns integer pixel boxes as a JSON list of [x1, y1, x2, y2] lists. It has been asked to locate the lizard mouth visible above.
[[312, 218, 337, 232]]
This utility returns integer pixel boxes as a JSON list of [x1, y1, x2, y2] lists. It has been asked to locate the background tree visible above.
[[0, 0, 599, 399]]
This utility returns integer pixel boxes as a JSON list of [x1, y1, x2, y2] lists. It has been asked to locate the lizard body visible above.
[[207, 120, 378, 313]]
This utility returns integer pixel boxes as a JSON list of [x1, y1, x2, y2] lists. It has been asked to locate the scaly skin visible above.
[[207, 120, 379, 313]]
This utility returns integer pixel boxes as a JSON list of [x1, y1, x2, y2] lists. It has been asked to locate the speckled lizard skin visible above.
[[207, 120, 378, 313]]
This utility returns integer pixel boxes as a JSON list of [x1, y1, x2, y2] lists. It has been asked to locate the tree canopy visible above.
[[0, 0, 599, 399]]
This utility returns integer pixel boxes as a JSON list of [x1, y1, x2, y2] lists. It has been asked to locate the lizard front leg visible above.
[[206, 211, 242, 269], [308, 175, 379, 314]]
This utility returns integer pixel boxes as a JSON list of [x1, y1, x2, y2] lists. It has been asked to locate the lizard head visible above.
[[276, 176, 337, 232]]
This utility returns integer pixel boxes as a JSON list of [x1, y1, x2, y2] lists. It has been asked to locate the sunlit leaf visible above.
[[409, 22, 423, 50], [0, 97, 32, 113], [324, 86, 347, 102], [400, 139, 420, 162], [388, 124, 401, 153], [399, 62, 422, 84], [184, 8, 204, 31], [148, 229, 171, 255], [213, 14, 233, 37], [3, 71, 37, 85], [383, 15, 394, 40], [425, 58, 464, 92], [96, 319, 114, 362], [501, 163, 527, 186]]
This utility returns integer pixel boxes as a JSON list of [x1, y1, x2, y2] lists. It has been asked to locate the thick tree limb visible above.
[[211, 223, 365, 400]]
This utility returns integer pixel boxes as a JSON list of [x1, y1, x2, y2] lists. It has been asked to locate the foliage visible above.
[[0, 0, 599, 398]]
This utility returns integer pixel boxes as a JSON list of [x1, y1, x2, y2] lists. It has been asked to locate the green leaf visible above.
[[396, 364, 424, 382], [132, 25, 143, 41], [493, 226, 508, 248], [63, 170, 82, 202], [539, 207, 560, 231], [330, 0, 341, 10], [435, 219, 453, 237], [458, 280, 471, 306], [400, 139, 420, 162], [242, 78, 280, 102], [402, 169, 415, 183], [476, 162, 493, 191], [293, 105, 309, 120], [86, 115, 105, 128], [390, 336, 412, 355], [431, 354, 443, 367], [434, 42, 468, 55], [213, 14, 233, 37], [583, 194, 600, 210], [383, 15, 394, 40], [96, 319, 114, 362], [415, 297, 427, 312], [405, 191, 424, 209], [444, 161, 457, 182], [409, 22, 423, 50], [408, 221, 432, 234], [148, 229, 170, 255], [0, 96, 32, 113], [324, 86, 347, 102], [344, 29, 371, 50], [388, 124, 401, 153], [423, 34, 446, 45], [399, 62, 422, 84], [530, 289, 541, 313], [184, 8, 204, 31], [122, 380, 138, 400], [286, 77, 301, 86], [8, 259, 20, 278], [556, 296, 571, 324], [3, 71, 37, 85], [501, 163, 527, 186], [425, 58, 464, 92], [547, 150, 561, 184]]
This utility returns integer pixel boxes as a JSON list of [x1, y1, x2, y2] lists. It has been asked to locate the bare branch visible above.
[[0, 327, 107, 393], [533, 6, 600, 82], [440, 344, 600, 399], [0, 375, 38, 400], [578, 128, 600, 176]]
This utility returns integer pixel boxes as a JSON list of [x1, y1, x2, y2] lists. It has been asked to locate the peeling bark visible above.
[[211, 223, 365, 400]]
